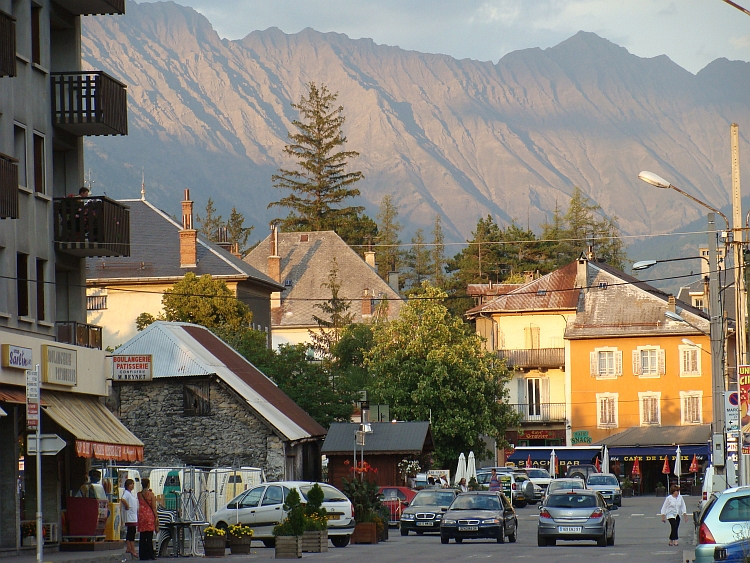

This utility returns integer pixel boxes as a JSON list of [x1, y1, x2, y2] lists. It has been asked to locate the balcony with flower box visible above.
[[53, 196, 130, 257], [52, 71, 128, 136]]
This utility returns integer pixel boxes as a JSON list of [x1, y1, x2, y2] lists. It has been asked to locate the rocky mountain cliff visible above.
[[81, 0, 750, 244]]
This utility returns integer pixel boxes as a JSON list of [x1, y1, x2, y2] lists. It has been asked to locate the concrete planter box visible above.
[[274, 536, 301, 559], [301, 530, 328, 552]]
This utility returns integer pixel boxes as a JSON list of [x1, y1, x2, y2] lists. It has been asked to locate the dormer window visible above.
[[536, 289, 546, 296], [299, 234, 309, 242], [284, 279, 292, 287]]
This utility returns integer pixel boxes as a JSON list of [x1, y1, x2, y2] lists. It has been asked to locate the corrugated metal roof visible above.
[[593, 425, 711, 447], [321, 422, 434, 454], [115, 322, 325, 442]]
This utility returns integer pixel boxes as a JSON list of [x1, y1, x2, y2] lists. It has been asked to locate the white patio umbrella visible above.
[[454, 453, 467, 485], [675, 445, 682, 482], [603, 446, 610, 474], [550, 449, 557, 478], [466, 451, 477, 483]]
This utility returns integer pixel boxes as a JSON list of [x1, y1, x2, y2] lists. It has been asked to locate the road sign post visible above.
[[26, 434, 66, 456]]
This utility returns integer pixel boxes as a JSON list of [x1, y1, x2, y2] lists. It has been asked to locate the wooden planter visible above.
[[302, 530, 328, 552], [622, 488, 633, 497], [656, 487, 666, 497], [274, 535, 301, 559], [229, 534, 253, 555], [352, 522, 378, 545], [203, 535, 226, 557]]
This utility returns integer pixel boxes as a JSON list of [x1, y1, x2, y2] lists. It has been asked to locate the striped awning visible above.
[[43, 391, 143, 461]]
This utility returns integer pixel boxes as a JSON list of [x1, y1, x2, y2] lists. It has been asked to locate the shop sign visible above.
[[519, 429, 563, 440], [740, 365, 750, 453], [571, 430, 592, 444], [112, 355, 153, 381], [2, 344, 32, 369], [41, 345, 77, 386]]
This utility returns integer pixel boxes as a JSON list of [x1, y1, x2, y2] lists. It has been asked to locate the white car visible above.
[[522, 468, 552, 497], [210, 481, 355, 547]]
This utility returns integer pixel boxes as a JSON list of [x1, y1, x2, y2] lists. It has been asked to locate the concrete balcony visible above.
[[510, 403, 566, 423], [0, 152, 19, 219], [51, 0, 124, 15], [54, 196, 130, 257], [0, 9, 16, 77], [497, 348, 564, 369], [52, 71, 128, 136]]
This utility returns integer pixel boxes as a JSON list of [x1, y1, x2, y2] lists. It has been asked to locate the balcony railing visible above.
[[511, 403, 566, 423], [49, 0, 124, 16], [497, 348, 565, 369], [0, 152, 19, 219], [56, 321, 102, 350], [54, 196, 130, 257], [52, 71, 128, 136], [0, 9, 16, 77]]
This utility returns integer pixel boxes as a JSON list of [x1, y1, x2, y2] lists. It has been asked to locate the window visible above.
[[679, 345, 701, 377], [13, 125, 26, 188], [719, 496, 750, 522], [86, 295, 108, 310], [680, 391, 703, 424], [261, 486, 283, 506], [632, 346, 665, 377], [32, 133, 44, 193], [590, 348, 622, 378], [639, 392, 661, 426], [596, 393, 618, 428], [30, 5, 40, 65], [35, 259, 44, 321], [522, 377, 549, 419], [16, 252, 28, 317], [183, 380, 210, 416], [692, 297, 705, 312]]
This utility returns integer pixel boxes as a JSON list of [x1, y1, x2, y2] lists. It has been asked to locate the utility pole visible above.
[[709, 213, 727, 477]]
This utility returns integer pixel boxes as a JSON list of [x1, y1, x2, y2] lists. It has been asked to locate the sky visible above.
[[155, 0, 750, 74]]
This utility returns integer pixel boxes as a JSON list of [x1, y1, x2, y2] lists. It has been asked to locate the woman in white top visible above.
[[660, 484, 688, 546], [121, 479, 139, 558]]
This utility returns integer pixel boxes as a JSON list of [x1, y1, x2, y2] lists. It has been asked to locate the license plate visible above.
[[326, 514, 340, 520], [558, 526, 582, 533], [416, 522, 433, 526], [458, 526, 478, 532]]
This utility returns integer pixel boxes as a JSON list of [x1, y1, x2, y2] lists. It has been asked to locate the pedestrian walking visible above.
[[660, 485, 688, 546], [488, 468, 500, 492]]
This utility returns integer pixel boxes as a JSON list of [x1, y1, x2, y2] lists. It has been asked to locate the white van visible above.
[[148, 468, 206, 517], [700, 461, 737, 509], [117, 469, 142, 498], [205, 468, 264, 519]]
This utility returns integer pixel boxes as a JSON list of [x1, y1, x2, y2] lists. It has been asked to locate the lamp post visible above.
[[639, 171, 730, 478]]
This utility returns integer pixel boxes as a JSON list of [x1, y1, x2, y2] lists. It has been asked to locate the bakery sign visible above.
[[41, 345, 77, 386], [112, 355, 153, 381], [1, 344, 33, 369]]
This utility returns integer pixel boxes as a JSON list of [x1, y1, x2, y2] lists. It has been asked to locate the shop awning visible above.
[[43, 391, 143, 461], [507, 446, 602, 463], [607, 445, 709, 461]]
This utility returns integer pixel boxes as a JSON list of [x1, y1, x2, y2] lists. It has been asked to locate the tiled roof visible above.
[[114, 322, 326, 442], [593, 425, 711, 447], [86, 199, 281, 290], [466, 283, 524, 297], [321, 422, 434, 454], [244, 231, 403, 327], [465, 261, 580, 315]]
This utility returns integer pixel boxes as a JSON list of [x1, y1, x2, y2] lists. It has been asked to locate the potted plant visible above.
[[273, 488, 305, 559], [341, 477, 382, 544], [621, 477, 634, 497], [468, 476, 481, 491], [302, 483, 328, 553], [398, 458, 421, 486], [227, 524, 253, 555], [655, 482, 666, 497], [202, 526, 227, 557]]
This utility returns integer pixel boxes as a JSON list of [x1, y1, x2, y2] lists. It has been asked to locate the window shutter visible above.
[[590, 352, 598, 376], [517, 377, 526, 406], [658, 349, 666, 375], [632, 350, 641, 375], [541, 377, 550, 404], [615, 351, 623, 376]]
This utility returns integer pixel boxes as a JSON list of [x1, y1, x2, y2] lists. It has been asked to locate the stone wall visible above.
[[115, 377, 285, 477]]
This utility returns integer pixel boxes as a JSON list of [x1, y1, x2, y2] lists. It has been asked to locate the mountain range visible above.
[[82, 0, 750, 256]]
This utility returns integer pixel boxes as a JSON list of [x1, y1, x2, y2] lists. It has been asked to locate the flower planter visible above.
[[352, 522, 378, 545], [203, 535, 227, 557], [655, 487, 666, 497], [274, 535, 301, 559], [302, 530, 328, 552], [229, 534, 252, 555], [622, 488, 633, 497]]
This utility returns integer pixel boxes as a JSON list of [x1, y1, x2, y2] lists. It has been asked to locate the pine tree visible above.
[[310, 258, 354, 357], [375, 194, 403, 280], [196, 198, 223, 241], [404, 229, 431, 291], [226, 207, 253, 256], [431, 214, 446, 288], [269, 82, 365, 235]]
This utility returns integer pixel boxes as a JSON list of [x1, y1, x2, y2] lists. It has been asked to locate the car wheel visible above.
[[440, 535, 449, 544], [596, 532, 607, 547], [508, 521, 517, 543], [607, 525, 615, 546], [537, 535, 546, 547], [331, 535, 350, 548], [401, 528, 409, 536], [455, 538, 463, 543], [616, 500, 622, 507], [497, 524, 505, 543], [515, 501, 527, 509], [261, 538, 275, 548]]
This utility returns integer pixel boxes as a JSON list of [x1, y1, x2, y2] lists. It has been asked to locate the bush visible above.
[[273, 488, 306, 537], [341, 477, 382, 523]]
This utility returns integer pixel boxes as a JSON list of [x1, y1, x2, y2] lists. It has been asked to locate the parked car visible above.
[[586, 473, 622, 507], [476, 469, 533, 508], [440, 491, 518, 544], [694, 486, 750, 563], [400, 489, 458, 535], [537, 489, 617, 547], [522, 468, 552, 497], [546, 478, 586, 496], [565, 464, 601, 482], [210, 481, 354, 548], [378, 486, 417, 526], [712, 537, 750, 562]]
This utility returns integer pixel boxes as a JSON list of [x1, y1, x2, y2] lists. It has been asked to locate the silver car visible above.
[[695, 486, 750, 563], [586, 473, 622, 507], [537, 489, 617, 547], [546, 478, 585, 496]]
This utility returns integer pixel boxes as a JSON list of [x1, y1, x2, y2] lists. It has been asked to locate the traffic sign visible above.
[[26, 434, 66, 455], [726, 391, 740, 432]]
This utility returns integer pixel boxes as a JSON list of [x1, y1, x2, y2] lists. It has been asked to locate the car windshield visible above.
[[411, 491, 455, 507], [526, 469, 550, 479], [548, 480, 583, 492], [547, 494, 597, 508], [451, 495, 500, 511], [588, 475, 618, 486]]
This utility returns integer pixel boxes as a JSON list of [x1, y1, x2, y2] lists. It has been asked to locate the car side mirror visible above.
[[227, 503, 237, 509], [538, 504, 544, 511], [441, 507, 448, 512], [609, 505, 618, 510], [403, 502, 409, 507]]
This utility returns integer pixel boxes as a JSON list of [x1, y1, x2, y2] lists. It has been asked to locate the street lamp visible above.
[[632, 255, 709, 272], [639, 171, 730, 479]]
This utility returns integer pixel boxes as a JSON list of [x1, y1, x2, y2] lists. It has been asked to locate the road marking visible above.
[[631, 513, 644, 516]]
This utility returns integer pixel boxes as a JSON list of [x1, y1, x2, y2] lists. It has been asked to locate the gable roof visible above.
[[244, 231, 403, 327], [465, 261, 580, 316], [321, 422, 434, 455], [86, 199, 282, 290], [113, 321, 326, 442]]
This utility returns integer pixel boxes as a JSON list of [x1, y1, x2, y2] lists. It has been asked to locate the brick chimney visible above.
[[668, 295, 676, 313], [179, 189, 197, 268], [362, 288, 373, 317], [268, 224, 282, 309]]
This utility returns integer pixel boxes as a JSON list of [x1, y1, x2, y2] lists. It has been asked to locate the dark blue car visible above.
[[712, 538, 750, 562]]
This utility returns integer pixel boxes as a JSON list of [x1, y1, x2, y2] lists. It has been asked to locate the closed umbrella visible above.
[[675, 446, 682, 482], [454, 453, 467, 486], [526, 454, 533, 468], [603, 446, 610, 474], [466, 451, 477, 483], [662, 456, 671, 476], [631, 457, 641, 477], [550, 449, 557, 478], [689, 454, 699, 473], [594, 457, 601, 472]]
